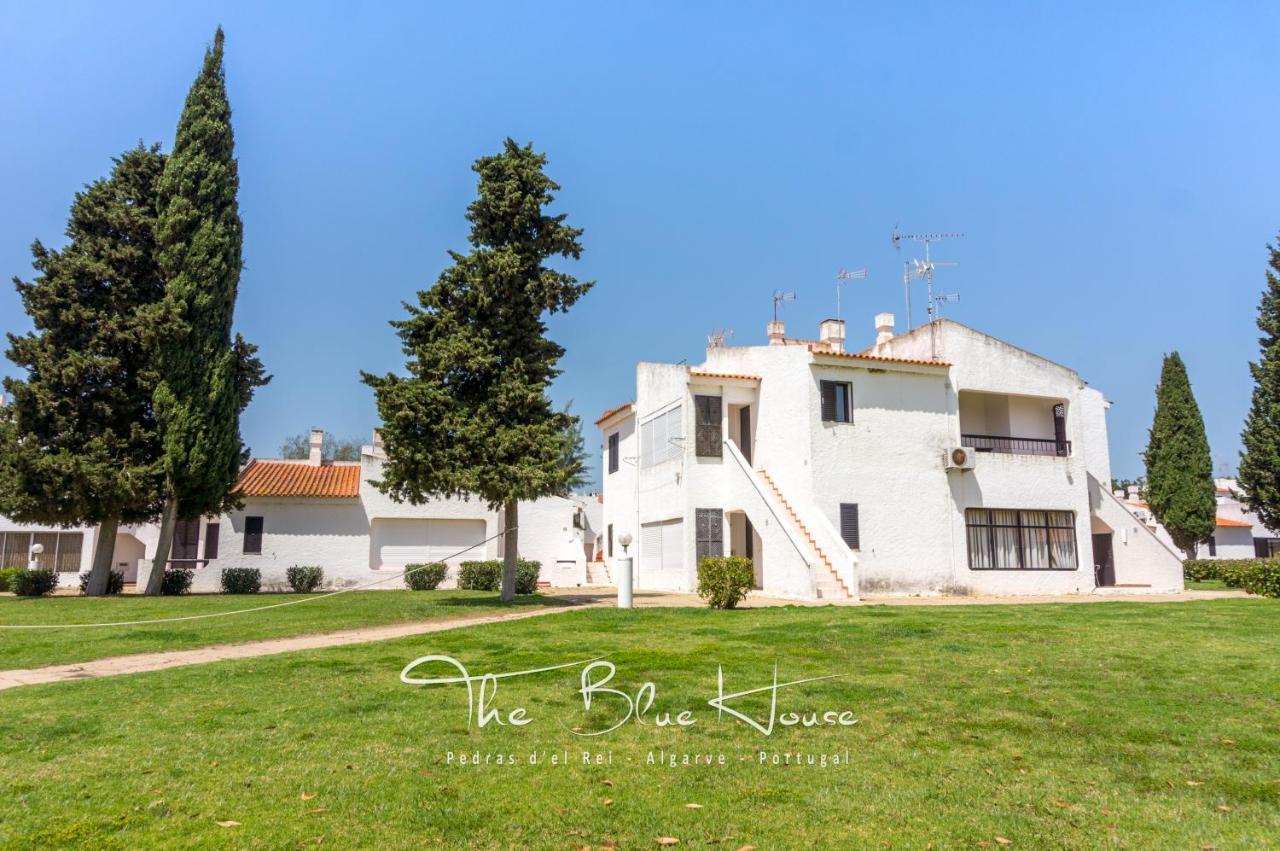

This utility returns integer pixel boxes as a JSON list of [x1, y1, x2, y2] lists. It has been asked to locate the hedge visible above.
[[12, 567, 59, 597], [1183, 558, 1280, 597], [79, 570, 124, 595], [457, 559, 540, 594], [286, 565, 324, 593], [405, 562, 448, 591], [221, 567, 262, 594], [161, 568, 194, 596]]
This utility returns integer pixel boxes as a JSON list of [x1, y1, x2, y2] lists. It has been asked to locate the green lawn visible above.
[[1, 599, 1277, 849], [0, 591, 563, 670], [1187, 579, 1231, 591]]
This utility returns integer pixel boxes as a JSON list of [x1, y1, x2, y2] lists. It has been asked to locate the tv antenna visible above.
[[934, 292, 960, 319], [891, 228, 963, 329], [834, 268, 866, 319], [707, 328, 734, 348], [771, 289, 796, 322]]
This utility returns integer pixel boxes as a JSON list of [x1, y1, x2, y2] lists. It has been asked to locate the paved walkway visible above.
[[0, 587, 1248, 691]]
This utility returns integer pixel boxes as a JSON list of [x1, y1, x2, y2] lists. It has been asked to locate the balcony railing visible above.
[[962, 433, 1070, 457]]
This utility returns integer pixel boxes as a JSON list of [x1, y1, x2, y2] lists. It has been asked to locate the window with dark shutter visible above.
[[608, 433, 619, 474], [839, 503, 860, 550], [820, 381, 852, 423], [243, 516, 264, 555], [1053, 403, 1068, 456], [607, 523, 614, 558], [205, 523, 220, 560], [694, 395, 722, 457], [1207, 536, 1217, 557], [173, 519, 200, 563], [695, 508, 724, 562]]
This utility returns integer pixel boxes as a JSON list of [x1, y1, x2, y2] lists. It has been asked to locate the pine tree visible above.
[[145, 27, 268, 594], [364, 139, 593, 602], [1, 145, 169, 594], [1143, 351, 1216, 557], [1239, 237, 1280, 533]]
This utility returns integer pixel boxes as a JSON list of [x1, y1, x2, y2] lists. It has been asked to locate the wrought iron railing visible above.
[[962, 434, 1071, 457]]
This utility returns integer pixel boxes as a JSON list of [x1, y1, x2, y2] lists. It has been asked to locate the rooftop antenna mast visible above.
[[707, 328, 734, 348], [891, 228, 963, 329], [834, 268, 867, 320], [934, 292, 960, 319], [772, 289, 796, 322]]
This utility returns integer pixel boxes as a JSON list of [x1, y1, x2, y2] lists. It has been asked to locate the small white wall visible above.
[[1088, 475, 1183, 591]]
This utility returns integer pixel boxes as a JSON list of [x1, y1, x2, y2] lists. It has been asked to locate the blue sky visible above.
[[2, 2, 1277, 487]]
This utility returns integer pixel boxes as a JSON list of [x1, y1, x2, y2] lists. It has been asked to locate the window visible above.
[[607, 433, 619, 474], [820, 381, 852, 423], [839, 504, 860, 550], [966, 509, 1077, 570], [640, 405, 684, 467], [205, 523, 220, 560], [173, 519, 200, 563], [1206, 536, 1217, 557], [0, 531, 83, 571], [243, 516, 264, 554], [695, 508, 723, 562], [694, 395, 722, 457], [1255, 537, 1280, 558], [607, 523, 614, 558]]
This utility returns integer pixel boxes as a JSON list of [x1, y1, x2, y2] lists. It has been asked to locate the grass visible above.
[[1187, 579, 1231, 591], [0, 591, 563, 670], [1, 599, 1277, 848]]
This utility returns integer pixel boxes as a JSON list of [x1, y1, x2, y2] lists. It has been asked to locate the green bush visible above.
[[405, 562, 448, 591], [696, 556, 755, 609], [1182, 559, 1220, 582], [1216, 560, 1254, 589], [0, 566, 25, 592], [220, 567, 261, 594], [1241, 561, 1280, 598], [457, 559, 541, 594], [12, 567, 59, 597], [79, 569, 124, 595], [286, 565, 324, 593], [161, 568, 194, 596]]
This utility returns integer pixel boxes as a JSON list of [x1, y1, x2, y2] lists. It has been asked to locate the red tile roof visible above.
[[689, 370, 761, 382], [236, 460, 361, 498], [594, 402, 633, 426], [811, 345, 951, 368], [1216, 516, 1252, 528]]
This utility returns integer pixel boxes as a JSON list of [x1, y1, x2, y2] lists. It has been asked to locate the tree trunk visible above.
[[501, 500, 518, 603], [83, 517, 120, 596], [144, 495, 178, 596]]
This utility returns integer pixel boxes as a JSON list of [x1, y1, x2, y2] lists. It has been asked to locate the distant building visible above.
[[1118, 478, 1280, 560]]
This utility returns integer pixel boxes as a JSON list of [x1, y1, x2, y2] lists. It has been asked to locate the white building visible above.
[[1119, 478, 1280, 560], [0, 429, 599, 591], [598, 314, 1183, 600]]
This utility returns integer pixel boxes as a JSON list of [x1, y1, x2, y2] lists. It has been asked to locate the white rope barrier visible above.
[[0, 528, 516, 630]]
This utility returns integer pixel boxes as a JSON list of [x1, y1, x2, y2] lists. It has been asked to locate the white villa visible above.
[[1119, 478, 1280, 560], [0, 429, 601, 591], [597, 313, 1184, 600]]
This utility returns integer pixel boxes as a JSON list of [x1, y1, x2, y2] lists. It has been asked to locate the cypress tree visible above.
[[364, 139, 593, 602], [1, 145, 168, 594], [145, 27, 268, 594], [1238, 237, 1280, 532], [1143, 351, 1216, 557]]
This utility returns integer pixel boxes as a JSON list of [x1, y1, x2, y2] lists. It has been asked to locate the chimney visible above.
[[818, 319, 845, 353], [308, 428, 324, 465], [875, 313, 895, 346], [372, 428, 384, 451], [767, 319, 785, 345], [1127, 484, 1140, 501]]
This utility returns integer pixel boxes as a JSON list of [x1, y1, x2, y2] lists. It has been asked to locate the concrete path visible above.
[[0, 599, 600, 692], [0, 587, 1249, 691]]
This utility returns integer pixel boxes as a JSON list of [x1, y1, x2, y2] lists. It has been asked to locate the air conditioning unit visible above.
[[944, 446, 977, 471]]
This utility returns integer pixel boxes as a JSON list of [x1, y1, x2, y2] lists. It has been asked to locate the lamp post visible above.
[[28, 542, 44, 571], [617, 531, 634, 608]]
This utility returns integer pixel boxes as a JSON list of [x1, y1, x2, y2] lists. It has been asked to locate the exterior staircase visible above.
[[586, 558, 612, 586], [758, 470, 853, 600]]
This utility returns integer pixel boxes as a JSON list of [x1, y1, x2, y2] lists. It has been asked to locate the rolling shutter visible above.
[[840, 503, 860, 550], [608, 433, 619, 473], [695, 508, 723, 562]]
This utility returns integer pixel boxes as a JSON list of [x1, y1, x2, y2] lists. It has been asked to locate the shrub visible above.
[[221, 567, 261, 594], [79, 569, 125, 595], [457, 559, 541, 594], [161, 568, 194, 596], [696, 556, 754, 609], [0, 566, 25, 592], [1241, 561, 1280, 598], [1182, 559, 1220, 582], [12, 567, 59, 597], [286, 565, 325, 593], [405, 562, 448, 591]]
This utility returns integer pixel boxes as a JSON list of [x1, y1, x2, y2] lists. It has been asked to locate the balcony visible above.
[[962, 433, 1070, 457]]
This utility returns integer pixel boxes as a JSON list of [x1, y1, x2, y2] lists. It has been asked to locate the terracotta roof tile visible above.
[[811, 345, 951, 368], [594, 402, 633, 426], [236, 460, 361, 498], [1216, 516, 1252, 528], [689, 370, 761, 382]]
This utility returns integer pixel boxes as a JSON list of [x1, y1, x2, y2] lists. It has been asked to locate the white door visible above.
[[639, 519, 686, 591], [372, 519, 487, 570]]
